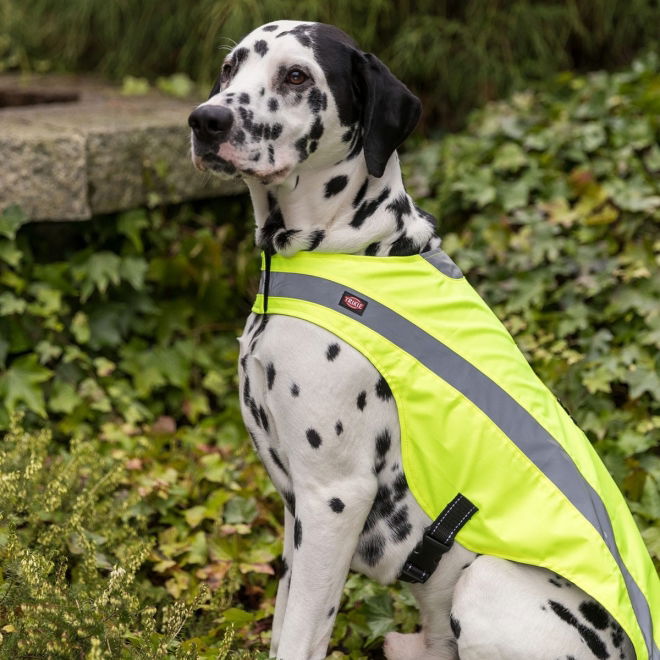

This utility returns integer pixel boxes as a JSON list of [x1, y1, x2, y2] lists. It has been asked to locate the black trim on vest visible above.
[[399, 494, 477, 584]]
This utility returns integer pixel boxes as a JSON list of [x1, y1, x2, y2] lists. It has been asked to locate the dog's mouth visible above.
[[194, 147, 292, 185], [194, 151, 238, 176]]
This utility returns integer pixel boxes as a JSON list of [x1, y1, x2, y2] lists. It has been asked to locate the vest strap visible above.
[[399, 493, 478, 584]]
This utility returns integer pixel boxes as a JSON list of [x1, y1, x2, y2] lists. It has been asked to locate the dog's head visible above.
[[189, 21, 421, 184]]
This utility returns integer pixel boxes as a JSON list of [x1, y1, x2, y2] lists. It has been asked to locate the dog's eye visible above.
[[221, 63, 233, 79], [286, 68, 308, 85]]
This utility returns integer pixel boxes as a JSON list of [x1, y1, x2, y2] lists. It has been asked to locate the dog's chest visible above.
[[237, 312, 435, 583]]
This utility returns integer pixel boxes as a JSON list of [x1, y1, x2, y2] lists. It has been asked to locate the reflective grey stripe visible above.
[[261, 270, 658, 658], [422, 248, 463, 279]]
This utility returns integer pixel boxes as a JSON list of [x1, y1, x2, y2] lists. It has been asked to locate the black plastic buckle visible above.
[[399, 562, 428, 584], [397, 493, 478, 585], [423, 534, 451, 556], [398, 532, 452, 584]]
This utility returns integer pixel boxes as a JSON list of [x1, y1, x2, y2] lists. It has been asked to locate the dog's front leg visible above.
[[270, 507, 295, 656], [274, 475, 376, 660]]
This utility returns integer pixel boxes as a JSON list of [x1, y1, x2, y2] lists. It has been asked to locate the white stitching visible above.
[[428, 496, 461, 535], [447, 506, 477, 540]]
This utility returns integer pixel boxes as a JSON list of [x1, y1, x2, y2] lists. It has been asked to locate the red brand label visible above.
[[339, 291, 368, 316]]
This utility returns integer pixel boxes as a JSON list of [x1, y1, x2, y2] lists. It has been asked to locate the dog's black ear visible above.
[[353, 52, 421, 178]]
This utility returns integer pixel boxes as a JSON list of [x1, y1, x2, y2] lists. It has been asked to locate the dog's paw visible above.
[[383, 631, 425, 660]]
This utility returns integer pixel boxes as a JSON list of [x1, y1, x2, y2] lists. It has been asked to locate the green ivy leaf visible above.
[[0, 205, 27, 240], [0, 240, 23, 267], [0, 292, 26, 316], [363, 593, 395, 643], [48, 381, 80, 414], [0, 355, 52, 416], [224, 497, 257, 525]]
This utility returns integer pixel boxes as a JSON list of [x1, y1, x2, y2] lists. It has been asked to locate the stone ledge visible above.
[[0, 74, 245, 221]]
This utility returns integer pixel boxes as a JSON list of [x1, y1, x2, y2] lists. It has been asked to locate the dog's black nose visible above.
[[188, 105, 234, 142]]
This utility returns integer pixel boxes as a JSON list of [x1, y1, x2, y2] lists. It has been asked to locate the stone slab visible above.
[[0, 74, 245, 221]]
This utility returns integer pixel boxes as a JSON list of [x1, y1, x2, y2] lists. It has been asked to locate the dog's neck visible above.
[[244, 150, 439, 257]]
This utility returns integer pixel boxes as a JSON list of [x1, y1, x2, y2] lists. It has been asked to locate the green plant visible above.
[[1, 0, 658, 128], [0, 415, 236, 658]]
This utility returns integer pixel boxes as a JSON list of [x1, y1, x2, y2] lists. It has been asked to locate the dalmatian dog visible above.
[[188, 21, 634, 660]]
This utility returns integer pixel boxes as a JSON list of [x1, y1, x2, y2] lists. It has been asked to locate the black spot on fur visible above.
[[308, 229, 325, 250], [306, 428, 322, 448], [271, 123, 283, 140], [353, 179, 369, 208], [309, 140, 318, 152], [267, 362, 276, 389], [279, 556, 288, 578], [342, 128, 354, 143], [290, 383, 300, 397], [376, 429, 391, 457], [362, 485, 395, 533], [324, 175, 349, 198], [335, 420, 343, 436], [387, 194, 412, 232], [309, 116, 324, 140], [373, 459, 386, 475], [548, 601, 609, 659], [388, 505, 412, 542], [254, 40, 268, 56], [233, 129, 246, 145], [415, 203, 438, 229], [248, 429, 259, 451], [277, 24, 314, 48], [295, 136, 308, 161], [260, 87, 265, 96], [269, 447, 288, 476], [450, 614, 461, 639], [365, 241, 380, 256], [329, 497, 345, 513], [356, 390, 367, 410], [263, 24, 278, 31], [249, 400, 260, 428], [239, 92, 250, 104], [549, 578, 564, 588], [610, 621, 624, 648], [283, 490, 295, 515], [389, 233, 417, 256], [234, 47, 249, 68], [328, 606, 335, 618], [240, 355, 247, 370], [268, 144, 275, 165], [259, 405, 269, 433], [249, 152, 261, 162], [275, 228, 301, 249], [351, 187, 391, 229], [294, 517, 302, 548], [393, 472, 408, 501], [579, 601, 609, 630], [268, 97, 279, 112], [375, 375, 392, 401], [259, 192, 285, 250], [326, 343, 340, 361], [359, 532, 385, 566], [308, 87, 325, 113]]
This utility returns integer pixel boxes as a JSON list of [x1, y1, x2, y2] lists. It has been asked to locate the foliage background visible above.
[[1, 0, 658, 128], [0, 1, 659, 658]]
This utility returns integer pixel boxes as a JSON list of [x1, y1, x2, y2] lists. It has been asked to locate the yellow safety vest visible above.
[[252, 248, 659, 660]]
